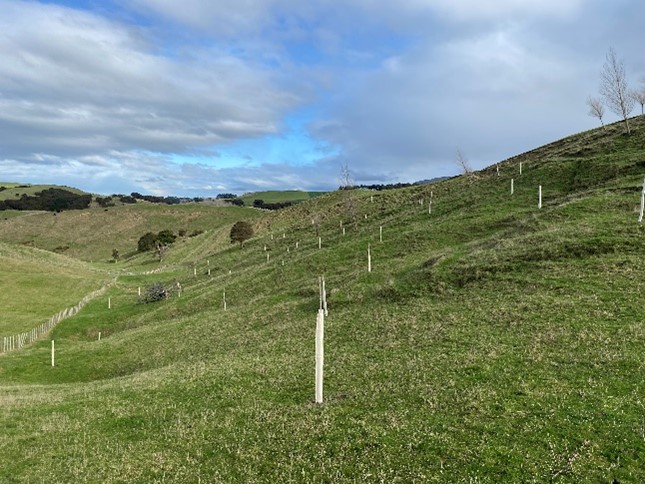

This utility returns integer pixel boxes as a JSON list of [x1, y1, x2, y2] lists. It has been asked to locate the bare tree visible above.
[[339, 162, 353, 189], [599, 47, 635, 134], [586, 96, 606, 129], [339, 162, 358, 226], [455, 149, 472, 175], [632, 89, 645, 115]]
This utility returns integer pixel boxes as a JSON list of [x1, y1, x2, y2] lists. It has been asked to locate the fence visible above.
[[1, 286, 108, 354]]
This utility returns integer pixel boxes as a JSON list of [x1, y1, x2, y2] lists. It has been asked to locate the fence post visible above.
[[538, 185, 542, 209], [639, 178, 645, 223], [315, 309, 325, 404], [51, 340, 55, 367]]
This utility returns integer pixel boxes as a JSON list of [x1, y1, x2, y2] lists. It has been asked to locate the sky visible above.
[[1, 0, 644, 197]]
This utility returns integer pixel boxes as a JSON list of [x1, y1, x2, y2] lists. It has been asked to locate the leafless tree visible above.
[[631, 89, 645, 115], [455, 149, 472, 175], [339, 162, 353, 189], [599, 47, 635, 134], [586, 96, 606, 129], [339, 162, 358, 226]]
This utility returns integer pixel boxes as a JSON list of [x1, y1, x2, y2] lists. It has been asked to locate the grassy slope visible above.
[[0, 243, 110, 334], [0, 118, 644, 481], [0, 182, 86, 201], [239, 190, 327, 206], [0, 203, 262, 263]]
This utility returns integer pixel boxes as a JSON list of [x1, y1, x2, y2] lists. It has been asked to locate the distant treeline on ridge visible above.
[[0, 188, 91, 212]]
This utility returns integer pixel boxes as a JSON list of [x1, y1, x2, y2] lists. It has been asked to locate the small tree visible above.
[[600, 47, 635, 134], [632, 89, 645, 115], [157, 229, 176, 245], [137, 232, 158, 252], [230, 221, 254, 248], [455, 149, 472, 175], [339, 162, 359, 226], [586, 96, 606, 129]]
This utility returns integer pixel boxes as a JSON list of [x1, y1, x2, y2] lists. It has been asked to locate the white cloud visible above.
[[0, 0, 299, 160]]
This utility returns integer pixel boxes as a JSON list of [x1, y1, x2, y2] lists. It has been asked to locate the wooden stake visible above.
[[51, 340, 55, 367], [315, 309, 325, 404], [194, 267, 197, 276], [368, 244, 372, 273], [496, 164, 500, 176], [318, 237, 322, 249], [138, 286, 141, 296], [511, 178, 514, 195], [342, 227, 346, 236], [639, 178, 645, 223], [520, 162, 523, 175], [223, 290, 227, 311], [538, 185, 542, 209], [208, 268, 211, 276], [108, 297, 111, 309], [98, 332, 101, 341], [267, 253, 270, 262], [379, 225, 383, 243]]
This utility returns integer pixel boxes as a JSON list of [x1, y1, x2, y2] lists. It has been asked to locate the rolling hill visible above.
[[0, 117, 644, 481]]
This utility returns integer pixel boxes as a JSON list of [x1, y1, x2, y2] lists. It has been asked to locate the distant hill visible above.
[[238, 190, 327, 206], [0, 182, 87, 201]]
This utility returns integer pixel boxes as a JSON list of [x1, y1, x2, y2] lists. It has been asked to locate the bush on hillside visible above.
[[157, 229, 177, 245], [230, 221, 254, 247], [138, 282, 170, 304], [137, 232, 158, 252]]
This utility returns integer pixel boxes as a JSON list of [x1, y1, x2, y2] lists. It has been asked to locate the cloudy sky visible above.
[[1, 0, 644, 197]]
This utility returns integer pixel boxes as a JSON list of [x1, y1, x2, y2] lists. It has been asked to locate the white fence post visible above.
[[639, 178, 645, 223], [379, 226, 383, 243], [368, 244, 372, 273], [538, 185, 542, 209], [511, 178, 514, 195], [51, 340, 55, 367], [315, 309, 325, 404]]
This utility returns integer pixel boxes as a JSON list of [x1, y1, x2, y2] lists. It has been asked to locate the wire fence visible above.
[[1, 285, 109, 354]]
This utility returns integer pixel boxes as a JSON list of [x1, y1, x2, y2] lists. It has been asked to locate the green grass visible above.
[[239, 190, 327, 206], [0, 117, 644, 481], [0, 243, 111, 335], [0, 202, 262, 263], [0, 182, 87, 201]]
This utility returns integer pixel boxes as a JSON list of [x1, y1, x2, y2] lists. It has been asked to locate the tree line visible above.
[[0, 188, 91, 212]]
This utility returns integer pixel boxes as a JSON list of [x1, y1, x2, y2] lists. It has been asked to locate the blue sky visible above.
[[1, 0, 644, 197]]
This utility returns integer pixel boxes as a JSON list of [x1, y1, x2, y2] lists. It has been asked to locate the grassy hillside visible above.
[[0, 182, 87, 201], [239, 189, 327, 206], [0, 202, 262, 263], [0, 243, 110, 335], [0, 117, 644, 481]]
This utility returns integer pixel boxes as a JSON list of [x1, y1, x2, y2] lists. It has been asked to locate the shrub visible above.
[[137, 232, 158, 252], [138, 282, 170, 304], [230, 221, 254, 247], [157, 229, 177, 245]]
